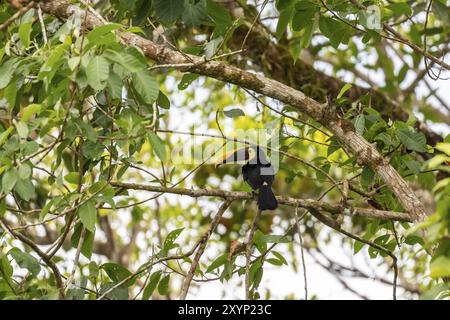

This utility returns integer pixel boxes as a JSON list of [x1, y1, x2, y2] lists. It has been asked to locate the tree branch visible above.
[[179, 200, 231, 299], [0, 0, 35, 31], [108, 181, 412, 222], [39, 0, 427, 221]]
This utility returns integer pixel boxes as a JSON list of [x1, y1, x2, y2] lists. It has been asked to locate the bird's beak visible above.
[[215, 147, 249, 168]]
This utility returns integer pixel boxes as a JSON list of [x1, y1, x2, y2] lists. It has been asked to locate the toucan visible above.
[[215, 145, 278, 211]]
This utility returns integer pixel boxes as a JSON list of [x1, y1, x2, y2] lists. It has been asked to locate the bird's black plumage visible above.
[[216, 145, 277, 211], [241, 147, 277, 211]]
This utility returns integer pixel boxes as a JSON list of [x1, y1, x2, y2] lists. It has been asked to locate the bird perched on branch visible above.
[[216, 145, 277, 211]]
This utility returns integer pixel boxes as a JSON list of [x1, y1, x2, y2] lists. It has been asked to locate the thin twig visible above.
[[294, 207, 308, 300], [37, 4, 47, 44], [245, 209, 262, 300], [241, 0, 269, 50], [180, 200, 231, 299], [243, 88, 330, 137], [96, 234, 207, 300], [348, 0, 450, 71], [0, 217, 65, 299], [0, 1, 36, 32], [64, 227, 86, 290]]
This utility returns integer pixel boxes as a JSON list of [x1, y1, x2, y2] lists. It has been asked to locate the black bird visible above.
[[215, 145, 277, 211]]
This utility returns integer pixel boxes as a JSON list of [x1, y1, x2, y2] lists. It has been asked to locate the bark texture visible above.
[[40, 0, 427, 221]]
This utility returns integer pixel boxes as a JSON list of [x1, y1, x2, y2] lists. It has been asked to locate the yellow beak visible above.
[[215, 147, 250, 168]]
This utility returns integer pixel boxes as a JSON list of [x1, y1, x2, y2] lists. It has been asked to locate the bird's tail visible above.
[[258, 184, 277, 211]]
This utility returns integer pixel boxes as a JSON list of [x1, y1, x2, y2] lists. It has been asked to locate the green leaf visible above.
[[204, 36, 223, 59], [148, 132, 167, 162], [404, 159, 421, 174], [182, 0, 207, 27], [276, 0, 295, 11], [319, 16, 350, 48], [396, 128, 427, 152], [157, 274, 170, 295], [88, 180, 107, 195], [71, 223, 95, 259], [178, 73, 199, 90], [18, 9, 34, 48], [432, 1, 450, 24], [271, 251, 288, 265], [9, 248, 41, 276], [0, 59, 17, 90], [206, 253, 228, 273], [21, 104, 41, 122], [14, 179, 34, 201], [16, 121, 28, 139], [133, 0, 153, 26], [353, 240, 365, 254], [435, 142, 450, 156], [420, 283, 449, 300], [404, 235, 424, 246], [206, 0, 232, 27], [107, 72, 123, 100], [0, 198, 6, 218], [1, 168, 19, 193], [68, 57, 81, 71], [132, 71, 159, 104], [397, 63, 409, 84], [223, 108, 245, 118], [99, 283, 128, 299], [87, 23, 122, 42], [249, 258, 263, 286], [0, 127, 14, 147], [354, 114, 365, 135], [300, 22, 314, 48], [39, 196, 62, 221], [86, 56, 110, 91], [0, 252, 13, 279], [78, 200, 97, 232], [0, 59, 16, 89], [162, 227, 184, 253], [430, 256, 450, 278], [104, 49, 146, 73], [361, 166, 375, 186], [337, 83, 353, 99], [157, 91, 170, 109], [276, 8, 293, 39], [267, 258, 284, 266], [102, 263, 134, 286], [5, 79, 17, 108], [387, 2, 412, 17], [64, 172, 81, 184], [291, 1, 317, 32], [18, 164, 32, 179], [154, 0, 185, 24], [142, 271, 162, 300]]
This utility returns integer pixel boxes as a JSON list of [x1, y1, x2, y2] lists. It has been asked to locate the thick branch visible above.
[[223, 4, 443, 146], [109, 181, 412, 222], [39, 0, 426, 221]]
